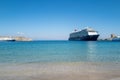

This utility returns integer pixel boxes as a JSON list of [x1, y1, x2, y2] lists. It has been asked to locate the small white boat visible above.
[[0, 37, 15, 42]]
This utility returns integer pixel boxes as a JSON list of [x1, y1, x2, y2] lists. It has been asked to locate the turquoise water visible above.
[[0, 41, 120, 63]]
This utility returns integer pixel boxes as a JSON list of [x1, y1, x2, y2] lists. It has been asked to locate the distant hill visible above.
[[14, 36, 32, 41]]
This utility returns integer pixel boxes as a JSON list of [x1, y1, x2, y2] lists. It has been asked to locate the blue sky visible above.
[[0, 0, 120, 40]]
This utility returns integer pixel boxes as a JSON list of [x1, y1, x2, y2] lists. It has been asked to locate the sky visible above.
[[0, 0, 120, 40]]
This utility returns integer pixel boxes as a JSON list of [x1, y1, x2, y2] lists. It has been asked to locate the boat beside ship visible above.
[[69, 27, 99, 41]]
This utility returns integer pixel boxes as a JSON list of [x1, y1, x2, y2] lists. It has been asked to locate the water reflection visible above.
[[86, 42, 97, 62]]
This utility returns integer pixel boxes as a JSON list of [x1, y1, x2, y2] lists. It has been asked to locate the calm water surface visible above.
[[0, 41, 120, 63]]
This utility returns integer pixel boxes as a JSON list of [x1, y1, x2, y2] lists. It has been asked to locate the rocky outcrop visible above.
[[14, 36, 32, 41]]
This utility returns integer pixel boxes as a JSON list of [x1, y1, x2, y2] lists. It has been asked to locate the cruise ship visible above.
[[69, 27, 99, 41]]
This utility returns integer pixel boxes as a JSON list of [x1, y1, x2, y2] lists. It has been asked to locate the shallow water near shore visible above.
[[0, 41, 120, 63], [0, 41, 120, 80]]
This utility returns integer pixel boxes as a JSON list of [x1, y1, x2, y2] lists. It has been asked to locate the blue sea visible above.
[[0, 41, 120, 64]]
